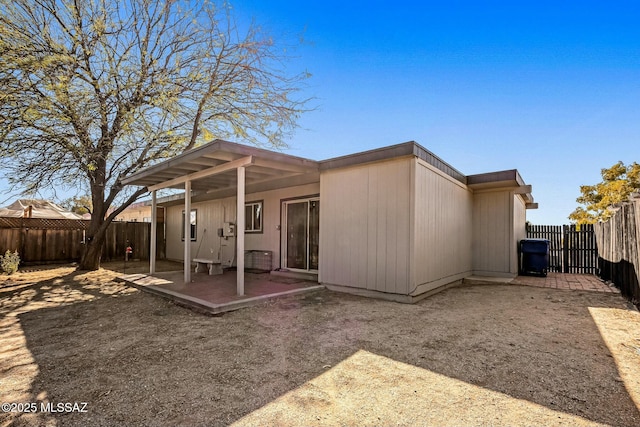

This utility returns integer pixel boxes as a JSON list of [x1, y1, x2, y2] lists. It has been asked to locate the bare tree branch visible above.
[[0, 0, 312, 269]]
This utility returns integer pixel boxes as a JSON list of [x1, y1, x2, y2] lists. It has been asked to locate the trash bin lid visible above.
[[520, 238, 550, 253]]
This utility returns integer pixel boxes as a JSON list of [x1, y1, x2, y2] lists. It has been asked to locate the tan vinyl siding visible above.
[[165, 198, 236, 264], [472, 190, 513, 276], [319, 157, 412, 294], [165, 183, 319, 269], [412, 159, 474, 293], [512, 193, 527, 274]]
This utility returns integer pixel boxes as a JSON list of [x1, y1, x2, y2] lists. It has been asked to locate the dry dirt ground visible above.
[[1, 262, 640, 427]]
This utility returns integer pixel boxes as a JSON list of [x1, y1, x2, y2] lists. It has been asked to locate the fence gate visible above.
[[526, 224, 598, 274]]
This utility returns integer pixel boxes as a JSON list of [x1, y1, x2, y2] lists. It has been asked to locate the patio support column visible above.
[[150, 190, 157, 274], [184, 180, 191, 284], [237, 166, 245, 296]]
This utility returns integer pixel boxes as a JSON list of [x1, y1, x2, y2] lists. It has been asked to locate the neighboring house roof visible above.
[[0, 199, 84, 219]]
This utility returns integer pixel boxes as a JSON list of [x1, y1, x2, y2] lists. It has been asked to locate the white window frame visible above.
[[245, 201, 263, 234], [181, 209, 197, 241]]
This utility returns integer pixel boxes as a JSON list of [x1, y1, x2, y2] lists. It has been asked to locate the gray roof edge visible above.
[[467, 169, 534, 202], [122, 138, 527, 194], [467, 169, 520, 185], [411, 142, 467, 184], [122, 139, 319, 186], [319, 141, 467, 184], [319, 141, 415, 169]]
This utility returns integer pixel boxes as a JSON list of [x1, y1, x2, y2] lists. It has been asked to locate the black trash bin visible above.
[[519, 238, 550, 277]]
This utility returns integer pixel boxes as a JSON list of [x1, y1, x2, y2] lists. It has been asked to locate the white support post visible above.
[[150, 190, 157, 274], [237, 166, 245, 296], [184, 180, 192, 284]]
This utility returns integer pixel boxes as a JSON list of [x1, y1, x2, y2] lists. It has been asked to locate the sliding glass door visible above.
[[282, 198, 319, 271]]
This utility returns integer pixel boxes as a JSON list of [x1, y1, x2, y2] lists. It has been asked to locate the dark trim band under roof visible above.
[[467, 169, 526, 187], [122, 139, 529, 194], [319, 141, 467, 184]]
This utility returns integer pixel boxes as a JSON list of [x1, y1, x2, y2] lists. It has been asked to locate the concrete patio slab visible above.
[[118, 269, 324, 314]]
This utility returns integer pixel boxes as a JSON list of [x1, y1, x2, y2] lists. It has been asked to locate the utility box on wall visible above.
[[222, 222, 235, 237]]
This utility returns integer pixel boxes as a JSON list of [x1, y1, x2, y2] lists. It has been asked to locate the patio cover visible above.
[[121, 139, 320, 294]]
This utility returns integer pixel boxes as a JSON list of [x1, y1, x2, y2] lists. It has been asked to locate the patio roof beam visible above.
[[205, 172, 304, 194], [253, 157, 318, 174], [148, 156, 254, 192]]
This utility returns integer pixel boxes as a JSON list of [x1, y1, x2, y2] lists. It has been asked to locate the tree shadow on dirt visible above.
[[0, 268, 133, 315], [8, 280, 640, 426]]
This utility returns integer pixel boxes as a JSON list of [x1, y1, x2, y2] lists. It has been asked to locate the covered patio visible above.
[[120, 139, 320, 299], [120, 267, 324, 314]]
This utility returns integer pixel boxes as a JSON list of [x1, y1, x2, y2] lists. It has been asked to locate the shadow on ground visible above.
[[2, 267, 639, 426]]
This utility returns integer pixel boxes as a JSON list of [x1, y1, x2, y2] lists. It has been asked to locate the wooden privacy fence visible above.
[[525, 225, 563, 271], [0, 218, 164, 265], [594, 197, 640, 304], [526, 224, 598, 274]]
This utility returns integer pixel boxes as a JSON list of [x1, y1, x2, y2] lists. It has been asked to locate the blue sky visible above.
[[232, 0, 640, 224], [2, 0, 638, 224]]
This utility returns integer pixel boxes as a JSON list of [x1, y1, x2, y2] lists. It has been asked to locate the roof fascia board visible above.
[[319, 142, 415, 171], [513, 185, 532, 194], [319, 141, 467, 184], [412, 142, 467, 184], [123, 139, 319, 186], [467, 169, 519, 186]]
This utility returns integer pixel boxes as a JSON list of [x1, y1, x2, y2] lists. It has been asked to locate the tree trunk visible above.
[[79, 237, 104, 270], [78, 217, 109, 271], [78, 174, 108, 271]]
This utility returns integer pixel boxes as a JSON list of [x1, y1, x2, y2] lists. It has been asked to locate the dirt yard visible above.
[[1, 263, 640, 426]]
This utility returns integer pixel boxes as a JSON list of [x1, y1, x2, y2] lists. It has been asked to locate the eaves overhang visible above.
[[121, 139, 320, 197], [468, 169, 537, 209]]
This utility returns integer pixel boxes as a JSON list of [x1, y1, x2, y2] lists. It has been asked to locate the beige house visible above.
[[113, 201, 165, 223], [123, 139, 536, 302]]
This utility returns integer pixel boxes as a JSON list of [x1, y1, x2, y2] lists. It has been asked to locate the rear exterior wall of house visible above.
[[319, 157, 413, 294], [164, 183, 320, 270], [411, 158, 474, 295], [162, 156, 528, 296], [472, 189, 527, 277], [319, 156, 476, 297]]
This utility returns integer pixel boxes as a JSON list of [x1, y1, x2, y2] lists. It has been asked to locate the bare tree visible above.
[[0, 0, 311, 269]]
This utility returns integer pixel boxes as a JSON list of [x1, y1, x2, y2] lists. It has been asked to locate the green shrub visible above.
[[0, 250, 20, 275]]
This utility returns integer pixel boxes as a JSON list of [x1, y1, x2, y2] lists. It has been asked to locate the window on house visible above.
[[181, 209, 197, 241], [245, 201, 263, 233]]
